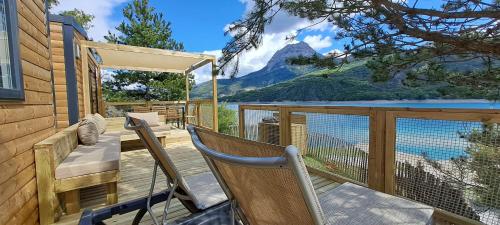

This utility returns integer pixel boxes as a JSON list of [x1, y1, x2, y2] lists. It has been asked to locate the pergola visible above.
[[80, 41, 219, 131]]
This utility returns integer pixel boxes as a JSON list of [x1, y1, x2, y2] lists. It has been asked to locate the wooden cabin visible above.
[[48, 14, 103, 129], [0, 1, 105, 224], [0, 0, 54, 224]]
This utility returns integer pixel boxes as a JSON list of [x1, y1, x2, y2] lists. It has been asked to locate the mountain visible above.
[[221, 58, 494, 102], [190, 42, 318, 98]]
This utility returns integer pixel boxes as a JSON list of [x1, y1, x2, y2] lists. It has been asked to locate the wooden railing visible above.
[[104, 101, 186, 117], [238, 104, 500, 225], [186, 99, 214, 129]]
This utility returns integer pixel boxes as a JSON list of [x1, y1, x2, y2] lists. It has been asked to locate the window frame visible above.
[[0, 0, 24, 100]]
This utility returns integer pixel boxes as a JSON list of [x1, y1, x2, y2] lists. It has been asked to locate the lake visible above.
[[224, 100, 500, 160]]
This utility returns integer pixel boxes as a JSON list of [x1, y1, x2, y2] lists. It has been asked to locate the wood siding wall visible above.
[[74, 31, 84, 119], [49, 22, 68, 129], [0, 0, 54, 224]]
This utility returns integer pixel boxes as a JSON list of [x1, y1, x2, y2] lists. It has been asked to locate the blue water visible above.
[[225, 100, 500, 160]]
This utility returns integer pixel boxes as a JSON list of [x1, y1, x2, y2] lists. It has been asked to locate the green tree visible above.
[[425, 123, 500, 209], [220, 0, 499, 97], [103, 0, 192, 101], [218, 103, 238, 135], [47, 0, 59, 9], [60, 9, 95, 31], [466, 123, 500, 208], [47, 1, 94, 31]]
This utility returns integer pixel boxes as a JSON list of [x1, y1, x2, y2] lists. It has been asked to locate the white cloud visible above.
[[191, 50, 222, 84], [195, 0, 335, 82], [100, 69, 116, 82], [238, 0, 336, 34], [191, 33, 298, 84], [324, 48, 343, 56], [303, 35, 332, 50], [50, 0, 128, 41]]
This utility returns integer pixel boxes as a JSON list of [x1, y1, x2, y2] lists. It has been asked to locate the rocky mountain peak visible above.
[[264, 42, 317, 71]]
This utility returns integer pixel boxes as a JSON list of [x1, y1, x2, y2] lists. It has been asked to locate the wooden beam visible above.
[[238, 106, 245, 138], [279, 107, 292, 146], [64, 189, 80, 214], [196, 103, 201, 126], [184, 59, 213, 74], [81, 40, 216, 61], [211, 61, 218, 132], [185, 72, 190, 124], [367, 110, 386, 192], [100, 64, 186, 74], [81, 46, 91, 115], [384, 111, 397, 194]]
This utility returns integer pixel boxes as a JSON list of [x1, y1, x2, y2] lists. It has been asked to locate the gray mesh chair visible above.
[[188, 125, 435, 225], [124, 116, 228, 225]]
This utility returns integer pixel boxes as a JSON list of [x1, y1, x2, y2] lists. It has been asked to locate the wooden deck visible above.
[[55, 129, 339, 225]]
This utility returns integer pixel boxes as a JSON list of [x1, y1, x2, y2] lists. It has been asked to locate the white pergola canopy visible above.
[[81, 41, 216, 74], [79, 41, 219, 131]]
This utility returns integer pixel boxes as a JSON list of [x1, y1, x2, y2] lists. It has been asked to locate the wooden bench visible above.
[[121, 131, 168, 151], [105, 116, 170, 151], [34, 124, 121, 225]]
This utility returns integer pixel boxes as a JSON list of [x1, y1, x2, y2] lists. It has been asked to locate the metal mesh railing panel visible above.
[[242, 109, 280, 144], [296, 112, 370, 184], [394, 118, 499, 224], [187, 103, 198, 125], [199, 103, 213, 129]]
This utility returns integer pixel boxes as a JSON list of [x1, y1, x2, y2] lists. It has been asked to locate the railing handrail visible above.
[[106, 100, 186, 106], [239, 103, 500, 114], [186, 99, 213, 104]]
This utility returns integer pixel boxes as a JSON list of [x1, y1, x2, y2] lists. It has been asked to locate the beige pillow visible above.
[[127, 112, 160, 127], [93, 113, 107, 134], [78, 117, 99, 145]]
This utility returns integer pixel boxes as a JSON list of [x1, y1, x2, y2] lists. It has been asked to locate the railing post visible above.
[[279, 107, 292, 146], [368, 109, 387, 192], [384, 111, 397, 194], [196, 103, 201, 126], [238, 106, 245, 138], [185, 101, 190, 124]]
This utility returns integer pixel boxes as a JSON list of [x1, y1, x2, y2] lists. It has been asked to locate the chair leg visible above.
[[64, 189, 80, 214], [159, 137, 166, 147], [107, 182, 118, 205]]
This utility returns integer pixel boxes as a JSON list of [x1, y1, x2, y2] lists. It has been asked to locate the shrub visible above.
[[218, 103, 238, 135]]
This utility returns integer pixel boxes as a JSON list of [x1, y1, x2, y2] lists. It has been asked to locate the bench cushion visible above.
[[128, 112, 160, 126], [55, 134, 121, 179]]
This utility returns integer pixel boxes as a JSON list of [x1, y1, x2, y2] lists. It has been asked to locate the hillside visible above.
[[191, 42, 317, 98], [221, 59, 491, 102]]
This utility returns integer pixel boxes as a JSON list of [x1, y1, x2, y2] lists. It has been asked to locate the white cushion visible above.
[[78, 116, 99, 145], [128, 112, 160, 127], [93, 113, 107, 134], [55, 134, 121, 179], [184, 172, 227, 209], [319, 183, 434, 225]]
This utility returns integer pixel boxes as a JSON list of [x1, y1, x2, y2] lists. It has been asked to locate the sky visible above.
[[51, 0, 346, 83]]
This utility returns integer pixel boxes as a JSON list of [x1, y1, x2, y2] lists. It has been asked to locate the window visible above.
[[0, 0, 23, 100]]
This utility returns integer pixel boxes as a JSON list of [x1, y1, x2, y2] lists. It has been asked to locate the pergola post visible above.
[[185, 72, 190, 124], [211, 60, 218, 132]]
